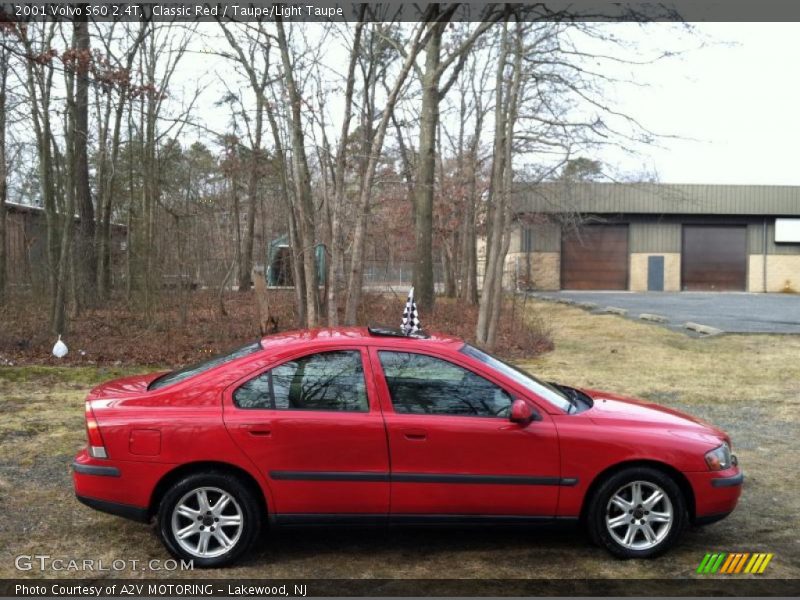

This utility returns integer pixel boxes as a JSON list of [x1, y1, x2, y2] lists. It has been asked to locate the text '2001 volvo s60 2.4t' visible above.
[[72, 326, 742, 567]]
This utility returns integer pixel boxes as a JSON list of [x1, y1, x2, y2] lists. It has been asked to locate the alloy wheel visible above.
[[170, 486, 244, 558], [605, 480, 673, 551]]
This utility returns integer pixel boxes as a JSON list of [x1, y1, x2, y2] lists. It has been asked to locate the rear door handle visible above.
[[242, 423, 271, 437], [402, 429, 427, 441]]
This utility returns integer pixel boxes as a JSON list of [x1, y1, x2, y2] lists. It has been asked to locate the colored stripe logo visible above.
[[697, 552, 773, 574]]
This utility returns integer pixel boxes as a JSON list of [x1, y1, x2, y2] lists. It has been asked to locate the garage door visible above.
[[561, 225, 629, 290], [682, 225, 746, 291]]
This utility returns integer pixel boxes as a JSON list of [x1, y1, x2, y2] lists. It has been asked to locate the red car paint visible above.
[[72, 327, 741, 529]]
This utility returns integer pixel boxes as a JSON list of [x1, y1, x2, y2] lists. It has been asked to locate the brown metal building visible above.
[[505, 183, 800, 292], [4, 202, 127, 290]]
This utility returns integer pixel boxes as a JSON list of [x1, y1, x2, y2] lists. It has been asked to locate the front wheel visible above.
[[157, 471, 262, 567], [587, 467, 687, 558]]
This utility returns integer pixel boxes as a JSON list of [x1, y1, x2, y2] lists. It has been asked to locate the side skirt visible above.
[[273, 514, 579, 527]]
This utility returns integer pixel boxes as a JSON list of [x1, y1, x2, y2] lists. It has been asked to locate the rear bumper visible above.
[[75, 494, 150, 523], [72, 448, 167, 521], [72, 462, 120, 477], [684, 467, 743, 523]]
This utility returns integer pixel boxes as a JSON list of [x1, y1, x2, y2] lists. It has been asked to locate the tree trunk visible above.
[[459, 84, 483, 306], [286, 204, 307, 327], [125, 102, 134, 302], [97, 85, 128, 299], [73, 14, 96, 308], [252, 265, 276, 334], [141, 41, 158, 320], [231, 169, 242, 289], [412, 21, 444, 313], [237, 104, 263, 292], [476, 23, 510, 346], [0, 47, 7, 302], [54, 33, 79, 334], [462, 132, 483, 306], [442, 243, 457, 297]]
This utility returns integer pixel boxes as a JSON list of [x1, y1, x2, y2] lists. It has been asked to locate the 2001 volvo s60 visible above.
[[73, 327, 742, 567]]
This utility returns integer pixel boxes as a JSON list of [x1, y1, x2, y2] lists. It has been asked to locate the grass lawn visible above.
[[1, 300, 798, 580]]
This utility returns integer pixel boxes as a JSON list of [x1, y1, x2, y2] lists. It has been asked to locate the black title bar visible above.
[[3, 1, 800, 22], [3, 578, 800, 597]]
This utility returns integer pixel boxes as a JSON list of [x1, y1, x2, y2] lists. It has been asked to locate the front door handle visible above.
[[402, 429, 427, 441], [248, 429, 271, 437]]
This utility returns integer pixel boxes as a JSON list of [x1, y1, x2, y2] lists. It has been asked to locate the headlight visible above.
[[705, 442, 732, 471]]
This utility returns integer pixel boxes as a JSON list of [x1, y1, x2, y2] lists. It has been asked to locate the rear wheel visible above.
[[587, 467, 687, 558], [157, 471, 262, 567]]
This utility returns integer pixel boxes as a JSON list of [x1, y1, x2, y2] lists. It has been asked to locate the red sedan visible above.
[[73, 327, 742, 567]]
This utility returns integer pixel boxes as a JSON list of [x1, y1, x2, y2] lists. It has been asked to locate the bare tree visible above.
[[135, 23, 193, 319], [443, 46, 493, 306], [342, 16, 440, 324], [326, 8, 366, 326], [476, 19, 523, 349], [275, 16, 321, 327], [218, 20, 276, 292], [264, 81, 307, 327], [0, 32, 8, 301], [410, 7, 504, 312], [19, 22, 60, 321], [71, 13, 94, 309], [93, 21, 149, 300], [50, 19, 86, 334]]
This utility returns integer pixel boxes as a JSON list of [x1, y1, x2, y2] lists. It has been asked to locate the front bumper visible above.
[[710, 471, 744, 488], [684, 467, 743, 523]]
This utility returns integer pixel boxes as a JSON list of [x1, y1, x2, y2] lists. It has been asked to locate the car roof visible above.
[[258, 326, 465, 351]]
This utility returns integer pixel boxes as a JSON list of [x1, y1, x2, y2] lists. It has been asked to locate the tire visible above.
[[586, 467, 687, 558], [157, 471, 262, 568]]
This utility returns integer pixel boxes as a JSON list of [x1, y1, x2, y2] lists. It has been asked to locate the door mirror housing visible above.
[[510, 399, 538, 426]]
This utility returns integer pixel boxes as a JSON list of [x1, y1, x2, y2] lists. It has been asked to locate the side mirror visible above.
[[510, 399, 538, 426]]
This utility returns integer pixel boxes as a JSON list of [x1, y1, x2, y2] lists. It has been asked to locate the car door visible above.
[[223, 347, 390, 519], [371, 347, 562, 518]]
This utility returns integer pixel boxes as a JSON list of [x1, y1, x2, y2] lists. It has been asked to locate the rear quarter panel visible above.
[[88, 354, 279, 510]]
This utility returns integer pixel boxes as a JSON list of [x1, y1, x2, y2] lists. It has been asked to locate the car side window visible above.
[[378, 351, 513, 418], [234, 350, 368, 412]]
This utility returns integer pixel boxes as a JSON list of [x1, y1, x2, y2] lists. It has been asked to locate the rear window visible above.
[[148, 342, 262, 390]]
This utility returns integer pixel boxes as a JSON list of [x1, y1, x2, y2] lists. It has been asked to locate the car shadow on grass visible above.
[[243, 522, 592, 567]]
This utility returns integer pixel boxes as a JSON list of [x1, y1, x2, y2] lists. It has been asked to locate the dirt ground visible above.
[[1, 300, 798, 582]]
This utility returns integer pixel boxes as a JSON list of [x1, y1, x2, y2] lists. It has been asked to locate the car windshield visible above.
[[148, 342, 262, 390], [460, 344, 573, 413]]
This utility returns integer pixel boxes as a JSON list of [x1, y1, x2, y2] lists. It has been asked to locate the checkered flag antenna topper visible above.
[[401, 287, 421, 335]]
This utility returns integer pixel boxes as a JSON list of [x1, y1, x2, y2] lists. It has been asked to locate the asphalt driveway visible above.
[[530, 291, 800, 334]]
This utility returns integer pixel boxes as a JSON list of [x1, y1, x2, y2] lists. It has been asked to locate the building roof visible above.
[[515, 182, 800, 216], [5, 201, 127, 230]]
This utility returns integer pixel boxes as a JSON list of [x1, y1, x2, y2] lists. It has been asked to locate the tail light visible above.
[[85, 402, 108, 458]]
